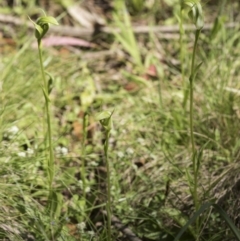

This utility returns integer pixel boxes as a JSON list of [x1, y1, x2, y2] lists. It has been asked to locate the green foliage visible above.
[[128, 0, 144, 13], [1, 1, 240, 241], [174, 203, 240, 241], [112, 1, 143, 68]]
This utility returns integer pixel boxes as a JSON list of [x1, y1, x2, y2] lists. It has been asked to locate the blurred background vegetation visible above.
[[1, 0, 240, 241]]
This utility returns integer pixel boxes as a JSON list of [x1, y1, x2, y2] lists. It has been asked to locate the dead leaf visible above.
[[146, 64, 157, 77], [32, 36, 95, 48]]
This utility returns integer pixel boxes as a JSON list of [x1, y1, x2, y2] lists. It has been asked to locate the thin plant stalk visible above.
[[81, 112, 88, 199], [37, 38, 55, 208], [189, 29, 201, 155], [189, 28, 201, 233], [178, 3, 188, 110], [104, 127, 112, 241], [96, 111, 113, 241], [182, 1, 204, 234]]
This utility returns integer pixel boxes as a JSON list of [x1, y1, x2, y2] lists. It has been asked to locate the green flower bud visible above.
[[30, 15, 59, 40], [183, 0, 204, 30], [96, 111, 113, 131]]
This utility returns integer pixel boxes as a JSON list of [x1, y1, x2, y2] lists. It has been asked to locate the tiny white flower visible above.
[[8, 126, 19, 135], [126, 147, 134, 155], [117, 151, 124, 158], [4, 126, 19, 139], [77, 222, 86, 231], [87, 231, 95, 237], [78, 180, 83, 189], [61, 147, 68, 155], [90, 161, 98, 167], [27, 148, 34, 156], [85, 186, 91, 193], [18, 152, 26, 157], [55, 146, 68, 156], [137, 138, 145, 145]]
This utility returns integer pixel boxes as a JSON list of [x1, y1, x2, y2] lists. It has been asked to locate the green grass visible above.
[[1, 0, 240, 240]]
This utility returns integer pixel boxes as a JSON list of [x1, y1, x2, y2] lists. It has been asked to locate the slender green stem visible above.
[[190, 29, 201, 156], [189, 29, 201, 232], [189, 76, 195, 156], [191, 30, 201, 83], [81, 112, 88, 199], [190, 73, 197, 207], [179, 8, 188, 110], [104, 129, 112, 241], [37, 39, 54, 210], [38, 40, 47, 88]]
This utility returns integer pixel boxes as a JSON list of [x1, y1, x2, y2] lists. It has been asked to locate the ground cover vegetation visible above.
[[1, 0, 240, 240]]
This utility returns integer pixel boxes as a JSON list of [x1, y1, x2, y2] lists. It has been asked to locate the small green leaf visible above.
[[210, 16, 225, 40], [184, 0, 199, 8], [34, 24, 43, 40], [193, 61, 203, 79], [96, 111, 112, 121], [50, 191, 63, 220], [96, 110, 114, 131], [46, 72, 54, 94], [36, 16, 59, 26]]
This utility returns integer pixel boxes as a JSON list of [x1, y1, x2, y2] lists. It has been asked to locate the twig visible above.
[[101, 210, 142, 241], [0, 14, 239, 40]]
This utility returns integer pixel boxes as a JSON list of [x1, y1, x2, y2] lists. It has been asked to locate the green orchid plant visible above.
[[96, 110, 114, 241], [181, 0, 204, 233], [30, 11, 59, 219]]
